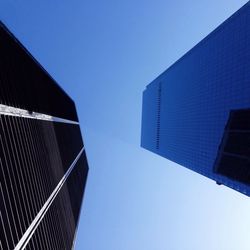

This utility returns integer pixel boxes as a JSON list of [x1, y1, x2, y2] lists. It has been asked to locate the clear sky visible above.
[[1, 0, 250, 249]]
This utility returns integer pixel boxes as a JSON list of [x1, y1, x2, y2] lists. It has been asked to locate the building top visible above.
[[0, 21, 78, 121], [145, 1, 250, 90]]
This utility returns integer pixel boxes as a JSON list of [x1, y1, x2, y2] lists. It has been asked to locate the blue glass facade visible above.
[[141, 2, 250, 196]]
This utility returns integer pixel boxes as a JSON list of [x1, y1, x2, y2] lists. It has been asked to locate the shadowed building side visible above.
[[0, 22, 88, 250]]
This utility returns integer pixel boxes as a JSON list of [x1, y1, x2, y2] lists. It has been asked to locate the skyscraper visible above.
[[0, 22, 88, 249], [141, 3, 250, 196]]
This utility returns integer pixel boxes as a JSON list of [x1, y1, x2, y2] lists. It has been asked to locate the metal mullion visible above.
[[13, 118, 34, 223], [35, 218, 50, 250], [45, 121, 63, 184], [2, 116, 23, 240], [0, 118, 20, 244], [33, 120, 53, 200], [25, 225, 46, 250], [16, 117, 43, 250], [27, 120, 53, 248], [30, 223, 42, 250], [61, 190, 72, 248], [41, 219, 52, 250], [61, 189, 73, 247], [45, 210, 59, 250], [42, 123, 71, 249], [45, 121, 65, 190], [55, 199, 68, 250], [23, 119, 54, 247], [22, 118, 44, 213], [17, 117, 40, 218], [30, 226, 42, 250], [61, 183, 75, 248], [0, 163, 15, 249], [63, 165, 81, 248], [2, 116, 24, 238], [43, 121, 62, 184], [27, 236, 36, 250], [40, 203, 55, 249], [14, 148, 84, 250], [50, 121, 67, 179], [31, 120, 60, 249], [24, 242, 31, 250], [66, 189, 77, 246], [13, 117, 36, 222], [0, 199, 10, 250], [57, 200, 70, 249], [26, 118, 53, 220], [27, 119, 51, 203], [71, 157, 88, 249], [42, 214, 55, 249], [22, 118, 44, 211], [65, 166, 80, 237], [52, 202, 66, 250], [23, 239, 31, 250], [56, 203, 68, 248], [45, 188, 62, 249], [52, 211, 64, 250], [33, 202, 52, 250], [5, 116, 27, 234], [21, 118, 47, 250], [10, 117, 34, 228], [49, 123, 78, 245], [25, 233, 36, 250]]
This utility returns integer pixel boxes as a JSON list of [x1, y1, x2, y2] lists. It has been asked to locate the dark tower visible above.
[[0, 22, 88, 249]]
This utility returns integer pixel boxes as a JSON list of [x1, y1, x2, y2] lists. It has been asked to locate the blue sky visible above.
[[1, 1, 250, 249]]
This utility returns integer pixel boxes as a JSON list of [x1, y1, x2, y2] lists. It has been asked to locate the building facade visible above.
[[0, 22, 88, 249], [141, 3, 250, 196]]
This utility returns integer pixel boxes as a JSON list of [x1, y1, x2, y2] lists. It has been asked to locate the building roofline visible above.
[[0, 20, 75, 104], [146, 1, 250, 89]]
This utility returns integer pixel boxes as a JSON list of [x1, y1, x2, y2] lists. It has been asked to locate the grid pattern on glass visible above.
[[141, 2, 250, 195]]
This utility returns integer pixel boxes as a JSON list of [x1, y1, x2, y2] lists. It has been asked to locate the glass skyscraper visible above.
[[141, 2, 250, 196], [0, 22, 88, 249]]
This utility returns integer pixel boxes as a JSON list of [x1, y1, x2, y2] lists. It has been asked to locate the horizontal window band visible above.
[[14, 148, 84, 250], [0, 104, 79, 125]]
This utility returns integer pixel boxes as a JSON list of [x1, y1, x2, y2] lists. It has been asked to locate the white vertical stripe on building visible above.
[[14, 148, 84, 250]]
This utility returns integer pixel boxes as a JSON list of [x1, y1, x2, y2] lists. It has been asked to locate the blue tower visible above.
[[141, 2, 250, 196]]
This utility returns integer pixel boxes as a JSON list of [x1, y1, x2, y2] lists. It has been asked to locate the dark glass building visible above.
[[0, 22, 88, 249], [141, 3, 250, 196]]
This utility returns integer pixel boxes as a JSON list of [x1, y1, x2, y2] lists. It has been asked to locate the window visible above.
[[214, 109, 250, 184]]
